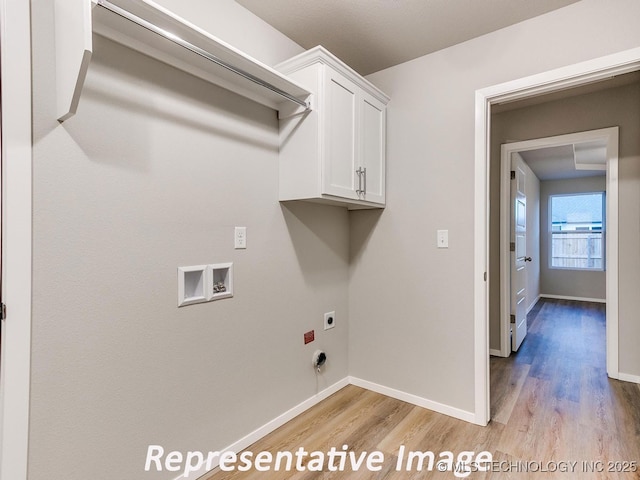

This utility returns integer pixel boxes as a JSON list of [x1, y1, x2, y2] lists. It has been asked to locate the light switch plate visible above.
[[437, 230, 449, 248]]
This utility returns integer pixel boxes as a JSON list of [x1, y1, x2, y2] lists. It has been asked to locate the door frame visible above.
[[0, 0, 33, 479], [498, 128, 619, 359], [473, 46, 640, 426]]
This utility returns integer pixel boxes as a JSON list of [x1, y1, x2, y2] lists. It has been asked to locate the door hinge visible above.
[[484, 272, 487, 281], [510, 242, 515, 252], [510, 170, 516, 180], [1, 303, 6, 320]]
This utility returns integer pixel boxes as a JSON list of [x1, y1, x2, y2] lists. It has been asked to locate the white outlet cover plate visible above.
[[234, 226, 246, 249], [324, 311, 336, 330]]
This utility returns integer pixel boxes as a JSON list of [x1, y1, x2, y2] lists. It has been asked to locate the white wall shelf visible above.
[[55, 0, 312, 122]]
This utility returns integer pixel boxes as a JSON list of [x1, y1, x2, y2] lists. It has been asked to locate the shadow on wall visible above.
[[280, 201, 350, 286], [280, 108, 312, 150], [61, 36, 278, 171], [349, 208, 384, 263]]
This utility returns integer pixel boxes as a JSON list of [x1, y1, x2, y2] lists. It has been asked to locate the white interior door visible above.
[[511, 154, 528, 351]]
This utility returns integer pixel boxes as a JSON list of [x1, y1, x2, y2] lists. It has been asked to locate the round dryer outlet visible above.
[[312, 350, 327, 370]]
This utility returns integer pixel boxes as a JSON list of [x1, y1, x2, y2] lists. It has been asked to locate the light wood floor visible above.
[[205, 299, 640, 479]]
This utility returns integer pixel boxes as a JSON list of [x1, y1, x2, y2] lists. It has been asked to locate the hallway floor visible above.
[[489, 298, 640, 478]]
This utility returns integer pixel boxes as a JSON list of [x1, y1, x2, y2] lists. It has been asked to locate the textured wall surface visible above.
[[29, 2, 349, 479], [358, 0, 640, 411]]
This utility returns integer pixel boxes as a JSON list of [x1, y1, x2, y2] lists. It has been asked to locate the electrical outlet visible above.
[[324, 311, 335, 330], [234, 226, 246, 249]]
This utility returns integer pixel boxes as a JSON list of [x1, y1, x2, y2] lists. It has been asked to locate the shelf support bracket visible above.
[[278, 94, 314, 120], [55, 0, 94, 122]]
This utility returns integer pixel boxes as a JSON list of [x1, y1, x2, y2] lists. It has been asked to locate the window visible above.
[[550, 192, 605, 270]]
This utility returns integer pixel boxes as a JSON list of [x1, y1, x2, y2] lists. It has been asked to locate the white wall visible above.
[[540, 177, 607, 300], [29, 2, 349, 480], [143, 0, 303, 66], [355, 0, 640, 413], [26, 1, 640, 478]]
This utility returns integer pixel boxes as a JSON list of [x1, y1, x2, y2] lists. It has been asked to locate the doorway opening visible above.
[[489, 127, 619, 426], [496, 127, 618, 364], [473, 47, 640, 426]]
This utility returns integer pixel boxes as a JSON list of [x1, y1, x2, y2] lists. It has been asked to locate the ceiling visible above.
[[236, 0, 580, 75], [519, 141, 606, 181], [236, 0, 623, 182]]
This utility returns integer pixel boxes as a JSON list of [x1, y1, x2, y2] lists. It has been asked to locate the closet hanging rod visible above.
[[95, 0, 311, 110]]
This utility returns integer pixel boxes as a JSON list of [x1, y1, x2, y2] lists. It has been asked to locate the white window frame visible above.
[[549, 191, 606, 272]]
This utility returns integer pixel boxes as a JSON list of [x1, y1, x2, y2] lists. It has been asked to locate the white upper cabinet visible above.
[[278, 47, 389, 209]]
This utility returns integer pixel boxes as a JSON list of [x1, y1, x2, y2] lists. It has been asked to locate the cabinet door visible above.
[[359, 93, 386, 204], [322, 68, 359, 200]]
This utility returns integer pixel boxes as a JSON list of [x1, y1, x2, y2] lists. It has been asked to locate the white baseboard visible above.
[[180, 377, 350, 480], [348, 376, 476, 424], [540, 294, 606, 304], [617, 372, 640, 385], [489, 348, 503, 357], [177, 376, 482, 479]]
